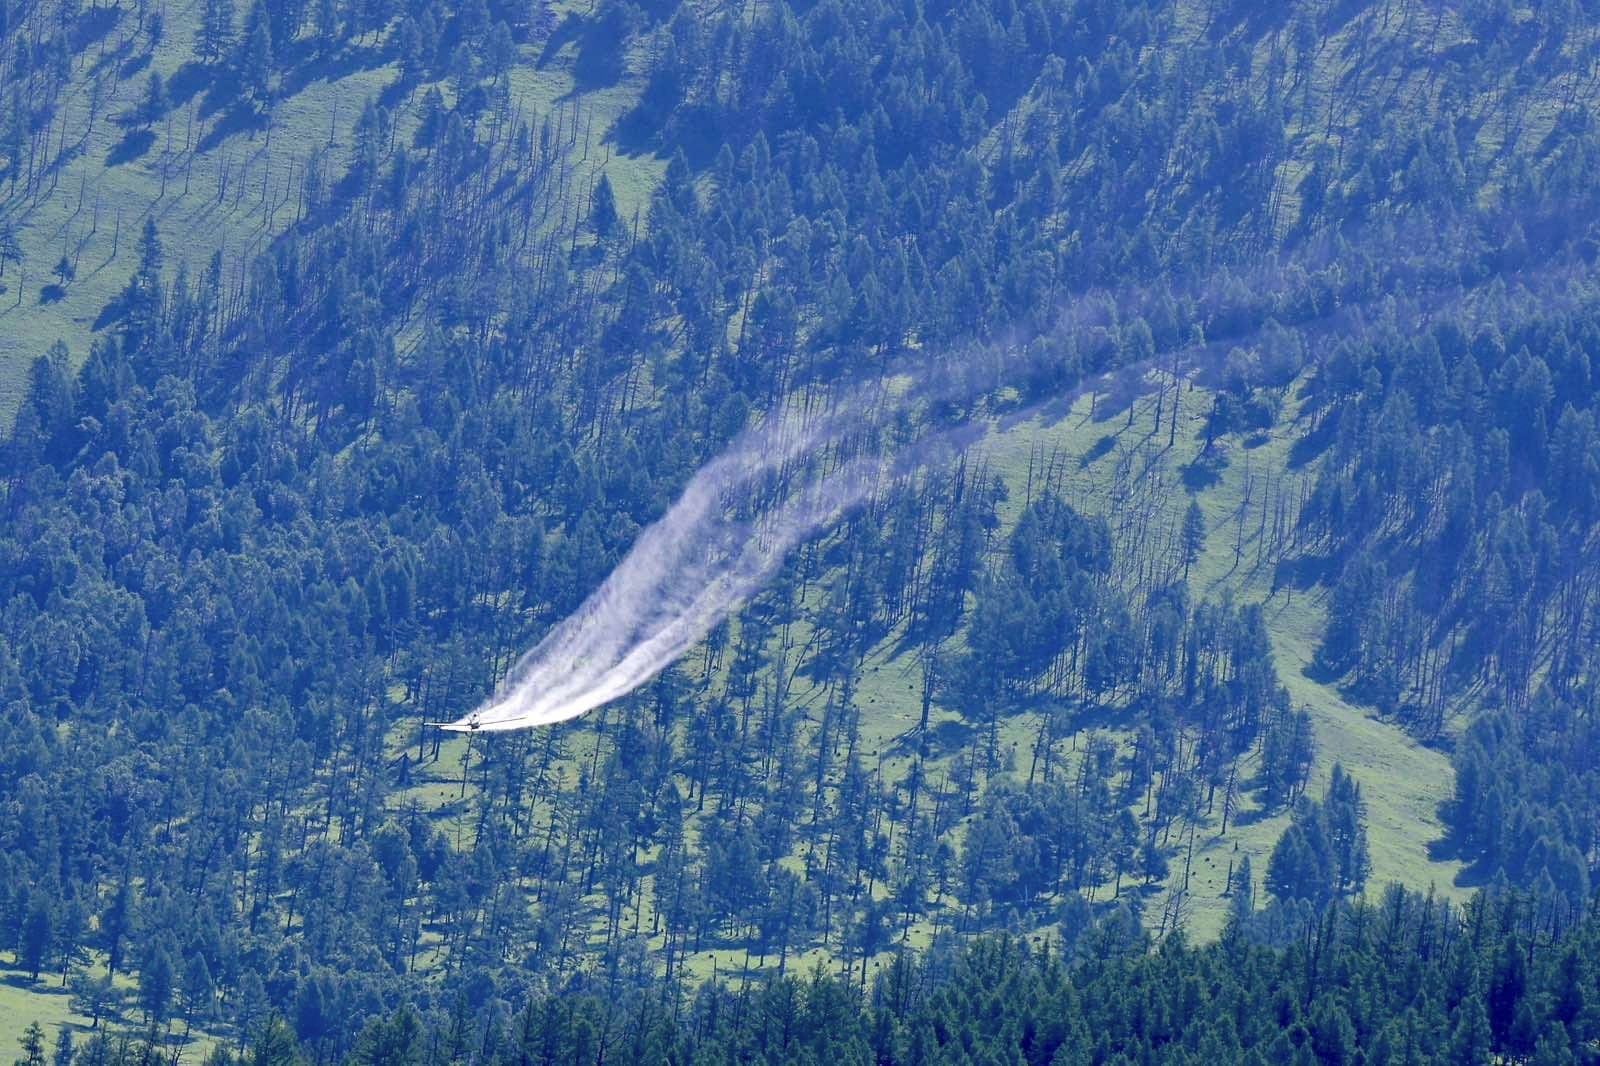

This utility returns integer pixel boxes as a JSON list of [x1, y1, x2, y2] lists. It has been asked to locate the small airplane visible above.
[[426, 712, 483, 733]]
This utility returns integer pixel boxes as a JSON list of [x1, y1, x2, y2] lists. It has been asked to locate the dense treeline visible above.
[[2, 0, 1600, 1053], [1445, 690, 1598, 906], [20, 886, 1600, 1065]]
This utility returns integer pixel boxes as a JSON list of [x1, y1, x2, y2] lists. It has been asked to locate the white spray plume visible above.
[[446, 237, 1588, 732], [451, 332, 1136, 733], [459, 409, 896, 730]]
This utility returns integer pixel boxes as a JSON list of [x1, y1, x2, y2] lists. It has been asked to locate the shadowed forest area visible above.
[[0, 0, 1598, 1061]]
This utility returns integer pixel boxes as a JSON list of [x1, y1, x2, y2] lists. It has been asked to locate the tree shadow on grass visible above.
[[71, 4, 121, 54], [1286, 415, 1336, 469], [1078, 433, 1117, 468], [1086, 378, 1146, 426], [538, 7, 633, 93], [614, 98, 722, 168], [277, 39, 393, 98], [166, 60, 214, 109], [884, 717, 976, 761], [89, 29, 137, 79], [1205, 0, 1292, 40], [107, 128, 155, 166], [1226, 803, 1277, 830], [120, 51, 152, 79], [1271, 554, 1331, 593], [39, 284, 66, 304], [1299, 654, 1342, 687], [536, 12, 590, 69], [93, 292, 130, 331], [378, 76, 413, 111], [1426, 815, 1496, 889], [1181, 446, 1228, 490], [196, 103, 270, 153], [0, 970, 55, 991]]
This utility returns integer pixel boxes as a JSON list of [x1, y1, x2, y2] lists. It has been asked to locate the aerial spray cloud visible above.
[[471, 452, 887, 730], [461, 404, 987, 732], [447, 223, 1590, 732], [456, 366, 930, 731], [450, 304, 1298, 733]]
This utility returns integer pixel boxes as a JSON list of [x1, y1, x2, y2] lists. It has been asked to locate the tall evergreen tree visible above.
[[196, 0, 236, 62]]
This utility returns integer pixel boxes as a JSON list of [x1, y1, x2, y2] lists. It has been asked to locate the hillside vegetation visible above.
[[0, 0, 655, 415], [0, 0, 1598, 1060]]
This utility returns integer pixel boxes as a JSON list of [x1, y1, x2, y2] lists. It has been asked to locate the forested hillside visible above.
[[1, 0, 1598, 1058], [244, 889, 1600, 1064], [23, 887, 1600, 1064]]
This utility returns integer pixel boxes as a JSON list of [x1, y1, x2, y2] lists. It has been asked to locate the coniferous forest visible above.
[[1, 0, 1599, 1061]]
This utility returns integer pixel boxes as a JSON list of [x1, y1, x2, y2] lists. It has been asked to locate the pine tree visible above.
[[313, 0, 339, 48], [245, 1017, 304, 1066], [20, 891, 53, 981], [413, 87, 445, 149], [590, 173, 619, 238], [235, 2, 274, 102], [122, 218, 166, 361], [397, 17, 425, 83], [349, 1006, 425, 1065], [68, 973, 116, 1029], [1266, 822, 1317, 904], [1181, 498, 1206, 580], [139, 946, 175, 1024], [457, 0, 488, 43], [487, 21, 515, 82], [139, 72, 168, 127], [15, 1023, 45, 1066], [100, 880, 134, 977], [196, 0, 235, 63], [183, 952, 216, 1027], [50, 1027, 73, 1066], [1324, 765, 1370, 894], [1448, 995, 1494, 1065]]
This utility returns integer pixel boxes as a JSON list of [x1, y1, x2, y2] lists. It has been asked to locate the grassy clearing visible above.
[[945, 371, 1464, 935], [0, 953, 219, 1063], [0, 968, 80, 1058], [0, 0, 664, 424], [0, 0, 396, 419]]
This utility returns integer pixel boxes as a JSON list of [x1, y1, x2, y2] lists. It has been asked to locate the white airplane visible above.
[[426, 712, 483, 733]]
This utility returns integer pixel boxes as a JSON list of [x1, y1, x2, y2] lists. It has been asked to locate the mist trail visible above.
[[455, 373, 933, 731], [461, 403, 989, 731], [447, 235, 1589, 731], [472, 454, 890, 729], [450, 298, 1324, 733]]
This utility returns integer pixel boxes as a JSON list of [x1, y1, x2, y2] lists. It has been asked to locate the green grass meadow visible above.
[[0, 0, 661, 424]]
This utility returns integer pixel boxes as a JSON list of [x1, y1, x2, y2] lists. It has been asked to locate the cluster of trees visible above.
[[20, 885, 1600, 1065], [186, 0, 550, 107], [0, 0, 561, 307], [1445, 689, 1597, 909], [1264, 765, 1371, 910], [955, 492, 1310, 804], [1, 0, 1599, 1052], [1305, 288, 1600, 730], [1293, 238, 1600, 916]]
